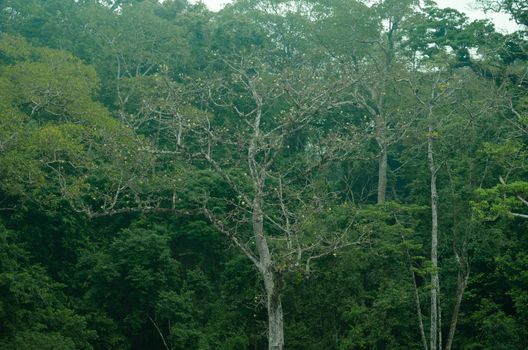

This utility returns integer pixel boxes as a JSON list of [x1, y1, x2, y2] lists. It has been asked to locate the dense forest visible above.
[[0, 0, 527, 349]]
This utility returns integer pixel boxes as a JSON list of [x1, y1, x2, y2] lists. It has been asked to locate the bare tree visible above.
[[173, 53, 365, 350]]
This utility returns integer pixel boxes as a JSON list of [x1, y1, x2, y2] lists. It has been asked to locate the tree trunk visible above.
[[445, 269, 469, 350], [375, 21, 395, 205], [263, 270, 284, 350], [375, 113, 388, 204], [405, 239, 429, 350], [428, 124, 440, 350], [253, 196, 285, 350], [377, 145, 388, 204], [438, 294, 442, 350], [403, 236, 428, 350]]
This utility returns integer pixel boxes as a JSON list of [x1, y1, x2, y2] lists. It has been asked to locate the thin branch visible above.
[[510, 212, 528, 219], [203, 205, 260, 267], [148, 315, 171, 350]]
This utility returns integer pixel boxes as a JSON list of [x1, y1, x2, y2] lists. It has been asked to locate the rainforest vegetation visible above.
[[0, 0, 527, 349]]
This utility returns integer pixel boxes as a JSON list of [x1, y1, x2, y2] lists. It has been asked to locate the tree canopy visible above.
[[0, 0, 527, 349]]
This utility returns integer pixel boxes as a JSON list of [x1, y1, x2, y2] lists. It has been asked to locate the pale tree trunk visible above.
[[377, 144, 388, 204], [428, 123, 440, 350], [263, 269, 284, 350], [375, 114, 388, 204], [253, 196, 284, 350]]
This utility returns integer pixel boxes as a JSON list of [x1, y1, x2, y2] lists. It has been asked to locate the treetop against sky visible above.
[[195, 0, 521, 32]]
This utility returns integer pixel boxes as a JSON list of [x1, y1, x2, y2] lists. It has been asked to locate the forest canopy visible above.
[[0, 0, 527, 349]]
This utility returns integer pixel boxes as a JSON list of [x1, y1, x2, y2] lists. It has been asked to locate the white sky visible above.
[[435, 0, 519, 32], [196, 0, 520, 33]]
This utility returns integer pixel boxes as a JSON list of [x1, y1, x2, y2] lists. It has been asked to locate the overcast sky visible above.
[[196, 0, 520, 33]]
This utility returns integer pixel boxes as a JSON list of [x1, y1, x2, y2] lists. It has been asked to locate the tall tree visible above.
[[182, 52, 361, 350]]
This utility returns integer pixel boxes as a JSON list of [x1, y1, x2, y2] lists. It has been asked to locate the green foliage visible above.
[[0, 223, 96, 349], [0, 0, 527, 349]]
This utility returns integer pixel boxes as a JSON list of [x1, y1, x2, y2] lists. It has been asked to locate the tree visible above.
[[303, 0, 420, 204], [175, 51, 362, 350], [404, 65, 502, 350]]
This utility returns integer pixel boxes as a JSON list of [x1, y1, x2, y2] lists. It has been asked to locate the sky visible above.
[[435, 0, 518, 32], [196, 0, 520, 33]]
